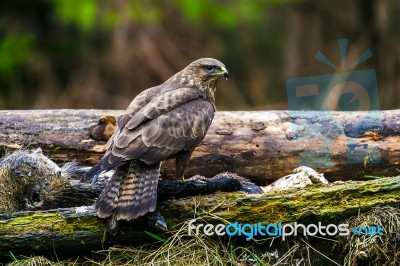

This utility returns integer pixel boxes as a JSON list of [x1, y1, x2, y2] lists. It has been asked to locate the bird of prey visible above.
[[82, 58, 229, 220]]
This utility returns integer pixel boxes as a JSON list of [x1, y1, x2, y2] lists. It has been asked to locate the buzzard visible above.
[[82, 58, 229, 220]]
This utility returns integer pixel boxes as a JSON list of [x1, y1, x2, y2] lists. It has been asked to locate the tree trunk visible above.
[[0, 175, 399, 258], [1, 109, 400, 184]]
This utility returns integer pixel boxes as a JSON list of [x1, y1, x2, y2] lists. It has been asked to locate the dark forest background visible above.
[[1, 0, 399, 110]]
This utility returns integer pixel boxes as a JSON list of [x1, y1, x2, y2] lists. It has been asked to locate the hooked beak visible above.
[[220, 66, 229, 80]]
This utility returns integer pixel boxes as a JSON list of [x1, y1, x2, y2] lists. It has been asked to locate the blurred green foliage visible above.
[[0, 34, 33, 77], [53, 0, 97, 31], [176, 0, 291, 27], [0, 0, 399, 110], [0, 0, 290, 109]]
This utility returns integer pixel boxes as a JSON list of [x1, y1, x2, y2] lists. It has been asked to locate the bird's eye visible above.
[[204, 65, 214, 72]]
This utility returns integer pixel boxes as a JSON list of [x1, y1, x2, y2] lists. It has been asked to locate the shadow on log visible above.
[[1, 110, 400, 184]]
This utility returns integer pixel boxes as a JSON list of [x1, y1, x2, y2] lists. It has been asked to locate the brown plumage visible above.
[[82, 58, 229, 220]]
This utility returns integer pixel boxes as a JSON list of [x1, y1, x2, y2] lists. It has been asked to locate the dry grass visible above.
[[8, 220, 274, 266], [7, 224, 337, 265], [8, 256, 66, 266], [86, 220, 273, 266], [8, 207, 400, 266], [338, 207, 400, 266]]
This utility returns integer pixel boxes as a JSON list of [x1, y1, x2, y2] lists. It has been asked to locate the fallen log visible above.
[[1, 175, 399, 258], [39, 172, 263, 210], [0, 147, 261, 213], [1, 109, 400, 183]]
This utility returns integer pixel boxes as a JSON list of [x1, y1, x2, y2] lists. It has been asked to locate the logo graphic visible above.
[[286, 39, 381, 167]]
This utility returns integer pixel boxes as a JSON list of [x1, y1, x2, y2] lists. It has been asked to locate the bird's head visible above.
[[179, 58, 229, 91]]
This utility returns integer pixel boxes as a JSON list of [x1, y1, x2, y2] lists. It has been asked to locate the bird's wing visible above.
[[117, 85, 164, 129], [119, 87, 202, 131], [103, 85, 163, 151], [102, 88, 214, 168]]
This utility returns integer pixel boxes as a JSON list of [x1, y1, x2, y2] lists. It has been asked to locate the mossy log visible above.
[[1, 109, 400, 184], [0, 176, 399, 258]]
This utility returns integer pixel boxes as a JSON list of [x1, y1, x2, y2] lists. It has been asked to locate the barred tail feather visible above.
[[94, 165, 126, 218], [95, 161, 160, 220]]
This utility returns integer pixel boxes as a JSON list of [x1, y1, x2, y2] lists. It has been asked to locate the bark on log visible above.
[[1, 109, 400, 184], [1, 176, 399, 258]]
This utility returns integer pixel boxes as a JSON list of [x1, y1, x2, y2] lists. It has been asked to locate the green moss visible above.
[[0, 209, 104, 236], [176, 176, 400, 226]]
